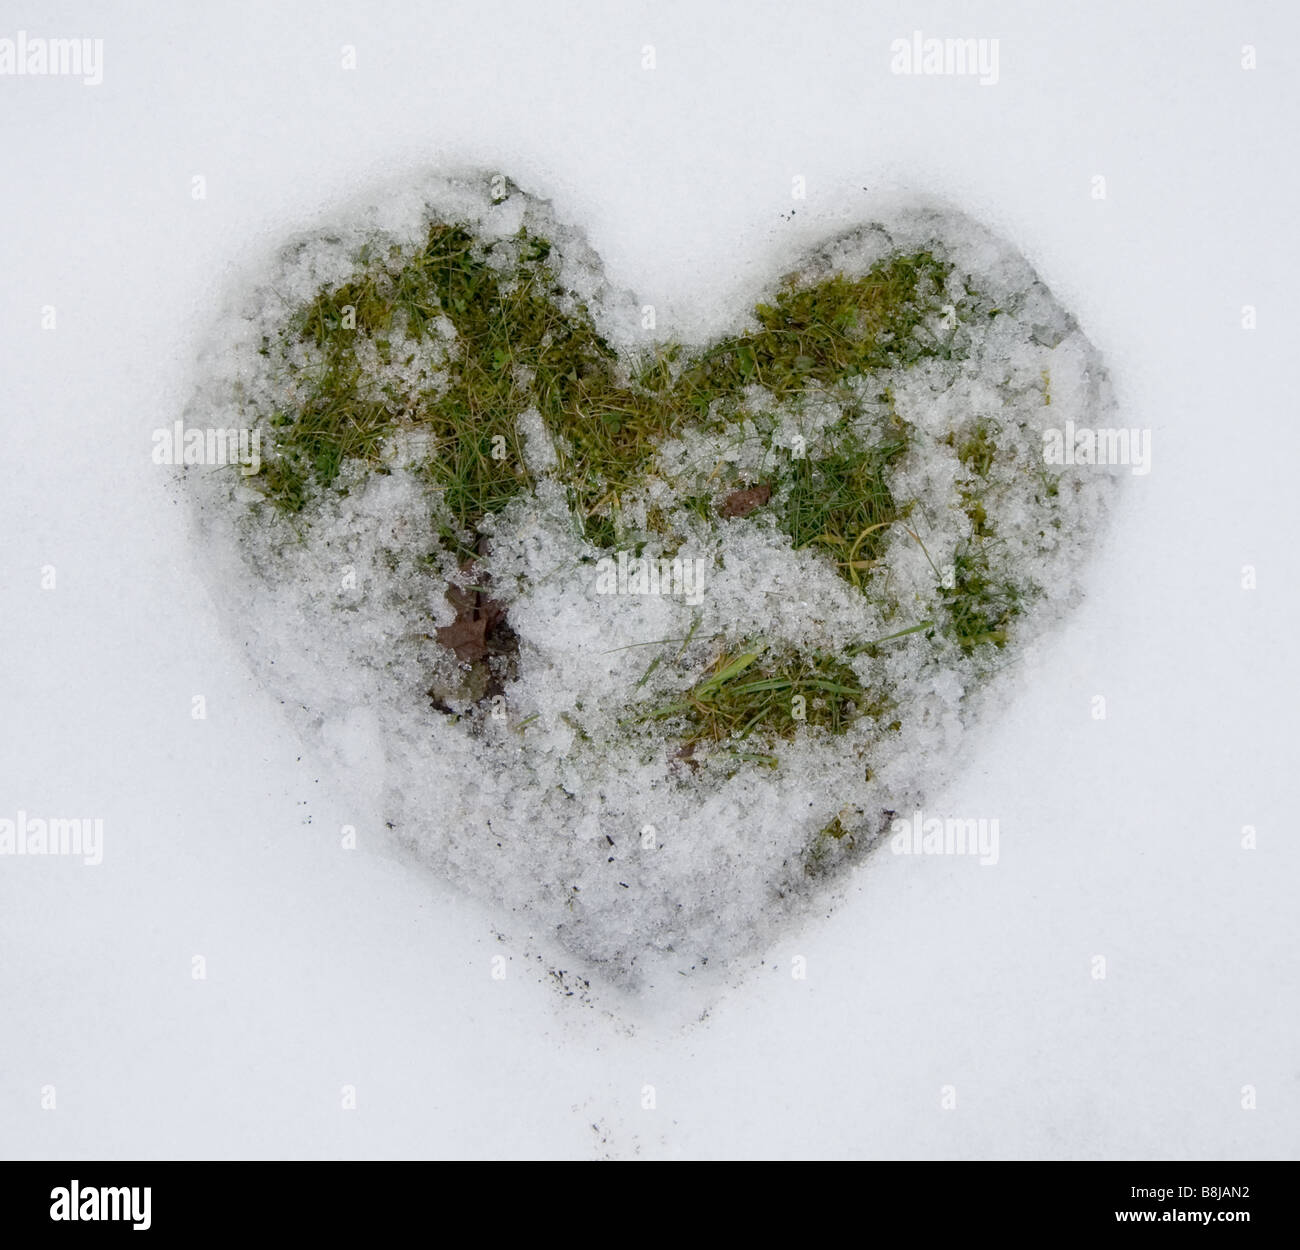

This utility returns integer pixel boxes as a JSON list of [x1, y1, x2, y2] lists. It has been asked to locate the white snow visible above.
[[1, 0, 1296, 1160]]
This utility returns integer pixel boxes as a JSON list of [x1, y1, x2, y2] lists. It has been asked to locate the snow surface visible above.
[[2, 0, 1297, 1159]]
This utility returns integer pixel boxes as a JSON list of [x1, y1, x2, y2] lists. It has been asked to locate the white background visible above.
[[2, 0, 1296, 1159]]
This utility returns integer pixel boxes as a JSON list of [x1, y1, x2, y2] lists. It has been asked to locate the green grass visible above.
[[937, 416, 1028, 652], [248, 222, 955, 551], [635, 640, 893, 758], [660, 252, 954, 406], [271, 223, 613, 550], [773, 428, 911, 586], [942, 540, 1024, 653]]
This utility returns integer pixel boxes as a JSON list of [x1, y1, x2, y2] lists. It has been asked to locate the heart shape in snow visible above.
[[185, 172, 1119, 994]]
